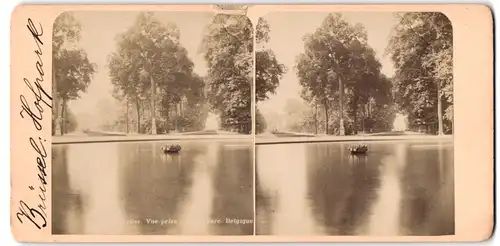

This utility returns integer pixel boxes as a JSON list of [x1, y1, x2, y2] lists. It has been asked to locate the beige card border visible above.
[[10, 4, 494, 243]]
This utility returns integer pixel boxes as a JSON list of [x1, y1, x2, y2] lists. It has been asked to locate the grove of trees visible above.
[[108, 13, 207, 134], [386, 12, 453, 134], [295, 13, 396, 135], [53, 11, 453, 137], [54, 12, 260, 136], [257, 12, 453, 136], [108, 13, 261, 135]]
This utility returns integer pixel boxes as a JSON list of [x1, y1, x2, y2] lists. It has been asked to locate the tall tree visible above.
[[109, 12, 204, 134], [296, 53, 336, 134], [53, 12, 97, 135], [108, 48, 147, 133], [386, 12, 453, 134], [297, 13, 389, 135], [167, 74, 208, 132], [200, 14, 253, 134]]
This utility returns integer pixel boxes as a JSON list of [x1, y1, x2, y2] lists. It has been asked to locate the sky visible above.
[[257, 12, 399, 117], [66, 11, 214, 128]]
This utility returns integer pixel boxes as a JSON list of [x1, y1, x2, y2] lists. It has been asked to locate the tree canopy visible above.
[[386, 12, 453, 134], [199, 14, 253, 134], [108, 12, 207, 134], [295, 13, 395, 135]]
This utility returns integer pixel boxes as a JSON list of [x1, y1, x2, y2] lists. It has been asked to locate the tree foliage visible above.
[[54, 49, 96, 101], [386, 12, 453, 134], [52, 12, 97, 135], [295, 13, 395, 135], [199, 14, 253, 134], [108, 12, 207, 134], [255, 17, 286, 102]]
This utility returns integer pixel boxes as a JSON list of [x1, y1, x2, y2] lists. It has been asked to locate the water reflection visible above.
[[52, 140, 254, 235], [256, 140, 454, 236], [256, 144, 321, 235]]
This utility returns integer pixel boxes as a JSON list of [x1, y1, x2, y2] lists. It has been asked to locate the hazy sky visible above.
[[67, 11, 214, 122], [257, 12, 399, 116]]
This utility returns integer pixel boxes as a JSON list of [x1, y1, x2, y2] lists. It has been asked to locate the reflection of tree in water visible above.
[[255, 160, 272, 235], [338, 154, 381, 235], [119, 142, 199, 235], [210, 142, 254, 235], [52, 145, 85, 234], [306, 143, 381, 235], [434, 145, 454, 235], [399, 144, 454, 235]]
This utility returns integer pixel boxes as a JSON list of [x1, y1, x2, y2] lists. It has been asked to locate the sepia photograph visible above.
[[51, 11, 254, 235], [255, 12, 454, 236], [8, 2, 494, 243]]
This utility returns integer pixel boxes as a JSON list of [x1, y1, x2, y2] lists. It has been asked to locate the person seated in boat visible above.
[[349, 144, 368, 153], [162, 144, 180, 153], [169, 144, 181, 151]]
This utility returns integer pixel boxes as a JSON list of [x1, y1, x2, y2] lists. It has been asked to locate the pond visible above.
[[256, 140, 454, 236], [52, 140, 254, 235]]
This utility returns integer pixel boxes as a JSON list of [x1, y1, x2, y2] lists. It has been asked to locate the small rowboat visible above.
[[162, 144, 182, 154], [348, 144, 368, 155]]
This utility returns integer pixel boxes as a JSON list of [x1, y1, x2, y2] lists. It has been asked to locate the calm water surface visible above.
[[52, 140, 254, 235], [256, 140, 454, 236]]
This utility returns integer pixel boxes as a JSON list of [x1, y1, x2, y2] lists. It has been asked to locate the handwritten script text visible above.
[[16, 18, 50, 230]]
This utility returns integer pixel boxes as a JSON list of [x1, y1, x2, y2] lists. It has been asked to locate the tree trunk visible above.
[[353, 98, 358, 135], [180, 100, 184, 132], [449, 117, 453, 134], [437, 80, 444, 135], [362, 104, 367, 133], [125, 98, 129, 133], [175, 103, 180, 132], [314, 102, 318, 135], [136, 99, 141, 134], [150, 76, 157, 135], [52, 72, 60, 136], [180, 99, 184, 115], [339, 77, 345, 136], [165, 102, 170, 133], [60, 99, 66, 135], [323, 99, 329, 135]]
